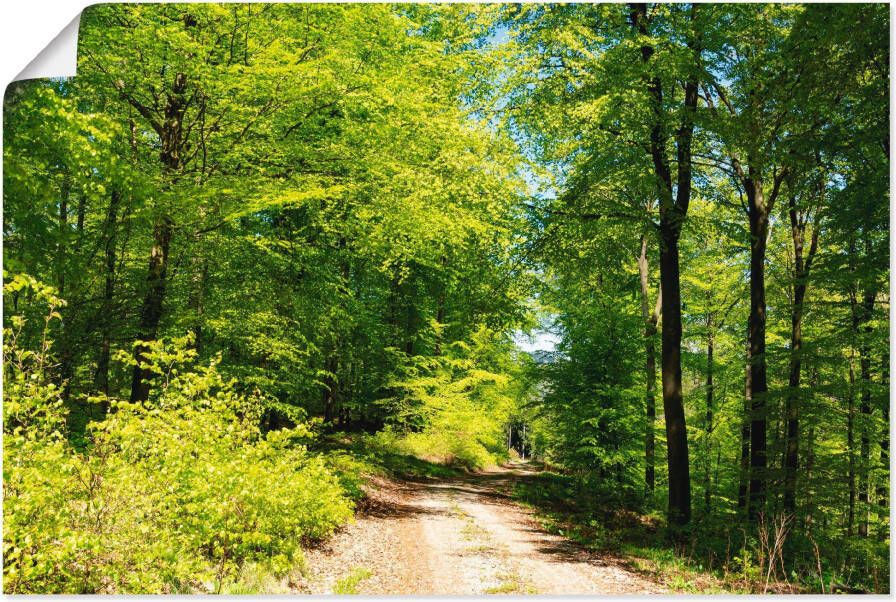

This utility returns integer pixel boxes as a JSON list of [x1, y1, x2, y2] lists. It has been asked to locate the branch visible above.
[[699, 85, 747, 184], [281, 84, 366, 140], [767, 166, 789, 214], [804, 226, 819, 276], [710, 78, 737, 117], [82, 47, 163, 135]]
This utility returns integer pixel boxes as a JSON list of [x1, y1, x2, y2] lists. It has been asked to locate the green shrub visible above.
[[3, 277, 354, 593]]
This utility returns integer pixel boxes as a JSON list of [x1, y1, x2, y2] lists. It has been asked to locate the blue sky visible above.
[[513, 328, 560, 353]]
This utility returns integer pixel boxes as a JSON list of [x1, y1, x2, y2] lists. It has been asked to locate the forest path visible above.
[[297, 462, 663, 595]]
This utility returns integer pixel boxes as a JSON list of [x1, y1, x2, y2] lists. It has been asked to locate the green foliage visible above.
[[3, 284, 353, 593], [333, 567, 373, 595], [495, 1, 888, 592], [2, 1, 890, 595], [4, 5, 535, 591], [373, 326, 525, 470]]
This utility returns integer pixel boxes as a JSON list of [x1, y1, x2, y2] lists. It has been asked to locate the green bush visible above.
[[3, 277, 354, 593]]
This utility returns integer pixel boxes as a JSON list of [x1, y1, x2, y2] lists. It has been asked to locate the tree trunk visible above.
[[847, 355, 857, 537], [739, 331, 752, 513], [630, 1, 698, 526], [805, 423, 816, 533], [434, 255, 447, 356], [127, 71, 188, 402], [857, 290, 874, 537], [746, 177, 769, 520], [323, 354, 338, 423], [75, 193, 86, 243], [129, 216, 173, 402], [659, 226, 691, 525], [877, 354, 889, 537], [638, 235, 661, 495], [434, 298, 445, 356], [704, 311, 714, 513], [405, 296, 416, 356], [189, 259, 209, 355], [783, 200, 818, 516], [56, 176, 70, 295], [56, 176, 76, 401], [844, 235, 876, 537], [95, 189, 121, 397]]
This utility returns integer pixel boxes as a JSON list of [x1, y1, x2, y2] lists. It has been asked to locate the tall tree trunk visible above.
[[659, 226, 690, 525], [333, 246, 353, 427], [801, 366, 819, 532], [704, 310, 714, 513], [630, 1, 699, 525], [323, 243, 352, 425], [739, 331, 752, 513], [97, 119, 137, 398], [847, 355, 857, 537], [393, 263, 416, 355], [75, 193, 86, 243], [129, 216, 173, 402], [405, 295, 416, 356], [56, 176, 70, 295], [128, 71, 189, 402], [434, 297, 445, 356], [189, 259, 208, 355], [95, 189, 122, 397], [877, 354, 889, 537], [638, 234, 661, 495], [845, 233, 876, 538], [804, 422, 816, 533], [56, 176, 76, 401], [843, 233, 877, 537], [434, 255, 447, 356], [746, 175, 773, 520], [857, 290, 874, 537], [783, 198, 818, 516], [322, 354, 339, 423]]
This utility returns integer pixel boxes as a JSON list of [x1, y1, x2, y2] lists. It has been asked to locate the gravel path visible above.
[[297, 463, 664, 595]]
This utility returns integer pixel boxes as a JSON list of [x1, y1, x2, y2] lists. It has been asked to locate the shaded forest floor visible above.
[[294, 462, 666, 595], [234, 449, 882, 595]]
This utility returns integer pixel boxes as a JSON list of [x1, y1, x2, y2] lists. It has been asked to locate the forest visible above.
[[2, 2, 889, 595]]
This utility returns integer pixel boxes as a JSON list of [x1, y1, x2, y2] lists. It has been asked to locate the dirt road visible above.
[[297, 463, 663, 595]]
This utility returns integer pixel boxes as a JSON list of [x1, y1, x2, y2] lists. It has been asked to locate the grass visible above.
[[508, 469, 890, 594], [465, 543, 495, 554], [333, 567, 373, 595], [450, 502, 492, 542], [218, 560, 306, 594], [461, 521, 490, 541], [622, 544, 738, 594], [509, 470, 735, 593], [485, 573, 537, 594]]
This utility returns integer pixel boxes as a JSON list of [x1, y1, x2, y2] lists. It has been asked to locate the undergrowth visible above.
[[3, 282, 355, 594], [510, 469, 888, 594], [332, 567, 373, 594]]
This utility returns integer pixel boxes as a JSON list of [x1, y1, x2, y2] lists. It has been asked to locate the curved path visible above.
[[297, 463, 663, 595]]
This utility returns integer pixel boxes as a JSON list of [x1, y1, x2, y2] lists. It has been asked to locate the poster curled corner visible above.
[[13, 13, 81, 82]]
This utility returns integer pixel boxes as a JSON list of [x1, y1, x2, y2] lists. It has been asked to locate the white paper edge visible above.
[[13, 13, 80, 82]]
